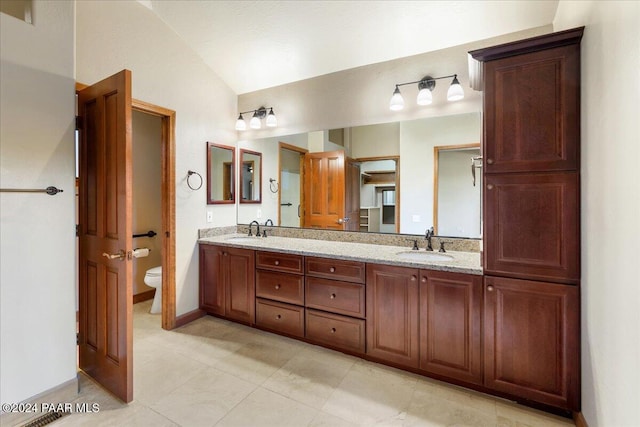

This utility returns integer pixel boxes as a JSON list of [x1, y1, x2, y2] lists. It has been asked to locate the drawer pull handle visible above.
[[487, 184, 494, 190], [331, 328, 336, 333], [411, 275, 417, 281], [330, 293, 336, 299], [421, 277, 427, 283], [274, 260, 280, 266], [487, 158, 494, 165], [329, 267, 335, 273], [487, 285, 494, 292], [275, 284, 281, 290], [276, 314, 282, 320]]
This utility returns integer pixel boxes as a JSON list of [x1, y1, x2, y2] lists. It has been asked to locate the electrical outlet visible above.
[[256, 209, 262, 219], [206, 211, 213, 223]]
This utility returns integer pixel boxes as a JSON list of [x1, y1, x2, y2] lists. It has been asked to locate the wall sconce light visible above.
[[235, 106, 277, 131], [389, 74, 464, 111]]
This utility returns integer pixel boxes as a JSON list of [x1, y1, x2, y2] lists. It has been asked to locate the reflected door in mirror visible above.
[[207, 142, 235, 204], [240, 149, 262, 203]]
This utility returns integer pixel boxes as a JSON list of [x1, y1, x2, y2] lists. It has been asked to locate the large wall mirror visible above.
[[239, 149, 262, 203], [207, 142, 235, 204], [237, 112, 482, 238]]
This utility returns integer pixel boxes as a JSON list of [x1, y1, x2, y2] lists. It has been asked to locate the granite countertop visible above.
[[198, 234, 482, 275]]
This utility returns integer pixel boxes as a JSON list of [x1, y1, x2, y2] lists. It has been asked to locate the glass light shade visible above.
[[416, 88, 433, 106], [266, 108, 277, 127], [389, 87, 404, 111], [447, 76, 464, 101], [250, 113, 261, 129], [235, 114, 246, 131]]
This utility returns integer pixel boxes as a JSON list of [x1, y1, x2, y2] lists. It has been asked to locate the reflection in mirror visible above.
[[237, 112, 481, 238], [279, 143, 307, 227], [207, 142, 235, 204], [240, 149, 262, 203], [433, 144, 481, 238]]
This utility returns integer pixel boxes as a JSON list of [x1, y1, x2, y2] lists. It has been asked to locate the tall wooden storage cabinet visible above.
[[470, 27, 583, 412]]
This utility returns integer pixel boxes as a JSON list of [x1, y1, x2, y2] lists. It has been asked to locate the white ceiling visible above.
[[143, 0, 559, 94]]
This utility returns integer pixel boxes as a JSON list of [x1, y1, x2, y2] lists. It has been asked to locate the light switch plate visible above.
[[206, 211, 213, 223], [256, 209, 262, 219]]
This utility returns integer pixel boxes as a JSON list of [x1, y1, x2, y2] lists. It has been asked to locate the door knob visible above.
[[102, 250, 125, 260]]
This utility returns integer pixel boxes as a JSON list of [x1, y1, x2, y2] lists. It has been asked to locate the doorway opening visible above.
[[278, 142, 307, 227], [355, 156, 400, 233]]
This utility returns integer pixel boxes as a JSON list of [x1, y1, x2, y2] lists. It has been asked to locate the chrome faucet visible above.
[[425, 227, 434, 251], [264, 219, 274, 226], [248, 220, 261, 237]]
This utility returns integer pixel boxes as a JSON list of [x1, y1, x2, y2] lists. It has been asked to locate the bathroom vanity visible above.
[[199, 27, 583, 417]]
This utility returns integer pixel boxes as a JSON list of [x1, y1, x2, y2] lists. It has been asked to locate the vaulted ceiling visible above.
[[141, 1, 559, 94]]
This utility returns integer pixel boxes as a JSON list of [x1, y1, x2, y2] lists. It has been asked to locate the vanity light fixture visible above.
[[235, 106, 277, 131], [389, 74, 464, 111]]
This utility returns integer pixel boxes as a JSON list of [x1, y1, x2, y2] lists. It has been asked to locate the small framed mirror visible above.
[[207, 142, 235, 204], [239, 149, 262, 203]]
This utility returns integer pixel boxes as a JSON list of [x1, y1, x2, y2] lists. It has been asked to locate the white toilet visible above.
[[144, 266, 162, 314]]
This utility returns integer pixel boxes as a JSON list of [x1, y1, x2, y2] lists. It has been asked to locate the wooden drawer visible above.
[[255, 298, 304, 338], [305, 257, 365, 284], [256, 251, 304, 274], [305, 309, 365, 354], [256, 270, 304, 305], [306, 277, 365, 318]]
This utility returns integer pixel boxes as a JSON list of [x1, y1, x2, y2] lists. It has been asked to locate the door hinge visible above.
[[75, 116, 83, 131], [75, 224, 79, 237], [76, 332, 79, 345], [127, 250, 133, 261]]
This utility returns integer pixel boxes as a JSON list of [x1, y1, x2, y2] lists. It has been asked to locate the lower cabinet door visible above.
[[419, 270, 483, 385], [305, 309, 365, 354], [366, 264, 420, 368], [484, 276, 579, 411], [256, 298, 305, 338], [224, 247, 255, 324], [199, 245, 225, 315]]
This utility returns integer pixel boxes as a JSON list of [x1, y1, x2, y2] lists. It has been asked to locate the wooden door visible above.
[[78, 70, 133, 403], [199, 245, 225, 315], [484, 276, 579, 410], [366, 264, 419, 368], [304, 151, 346, 229], [224, 247, 255, 324], [419, 270, 482, 385], [484, 172, 579, 283], [482, 44, 580, 173], [345, 158, 361, 231]]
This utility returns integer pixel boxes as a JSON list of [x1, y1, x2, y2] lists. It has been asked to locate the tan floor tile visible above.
[[216, 387, 318, 427], [321, 360, 418, 425], [309, 411, 360, 427], [150, 367, 257, 427], [262, 346, 356, 408], [496, 401, 574, 427], [52, 401, 178, 426]]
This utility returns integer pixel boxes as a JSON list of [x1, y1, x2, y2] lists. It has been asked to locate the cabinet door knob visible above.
[[274, 260, 280, 266], [330, 293, 336, 299], [486, 184, 494, 190], [276, 314, 282, 320], [487, 285, 494, 292], [331, 328, 336, 333], [411, 275, 417, 281], [223, 252, 228, 256], [275, 284, 281, 290], [421, 277, 427, 283], [329, 267, 336, 273], [487, 158, 494, 165]]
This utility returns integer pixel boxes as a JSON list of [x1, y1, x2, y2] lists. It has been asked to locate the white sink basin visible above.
[[225, 235, 260, 242], [395, 251, 454, 262]]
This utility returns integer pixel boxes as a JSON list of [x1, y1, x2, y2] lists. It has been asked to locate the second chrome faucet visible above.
[[425, 227, 434, 251]]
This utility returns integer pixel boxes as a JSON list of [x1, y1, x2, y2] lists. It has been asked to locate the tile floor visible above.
[[54, 300, 575, 426]]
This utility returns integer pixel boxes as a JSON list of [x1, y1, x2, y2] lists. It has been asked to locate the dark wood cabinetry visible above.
[[366, 263, 419, 368], [471, 27, 583, 412], [199, 245, 255, 324], [484, 172, 579, 283], [484, 276, 579, 410], [255, 251, 305, 337], [419, 270, 483, 385], [305, 257, 366, 354]]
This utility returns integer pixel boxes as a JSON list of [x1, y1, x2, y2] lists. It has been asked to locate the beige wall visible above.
[[0, 0, 76, 405], [76, 0, 238, 316], [553, 2, 640, 426], [351, 122, 400, 158], [132, 110, 163, 296]]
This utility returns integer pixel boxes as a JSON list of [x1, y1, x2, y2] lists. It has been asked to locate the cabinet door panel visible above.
[[225, 247, 255, 324], [484, 172, 579, 283], [420, 271, 482, 385], [484, 276, 579, 410], [366, 264, 419, 368], [483, 45, 579, 173], [199, 245, 224, 315]]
